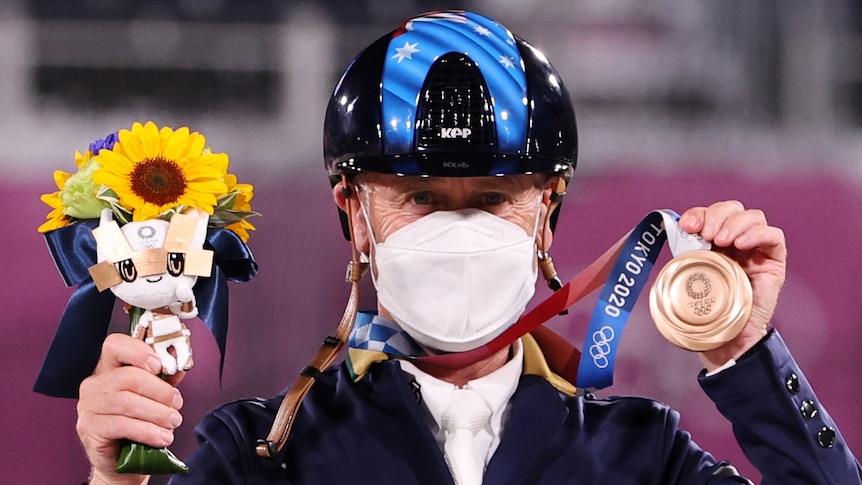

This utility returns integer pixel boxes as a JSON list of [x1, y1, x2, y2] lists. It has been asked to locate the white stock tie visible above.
[[441, 388, 492, 485]]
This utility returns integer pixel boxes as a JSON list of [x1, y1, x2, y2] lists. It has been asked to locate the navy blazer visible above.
[[171, 331, 860, 484]]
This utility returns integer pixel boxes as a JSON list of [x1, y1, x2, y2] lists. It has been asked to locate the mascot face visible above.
[[89, 209, 212, 310], [110, 219, 197, 309]]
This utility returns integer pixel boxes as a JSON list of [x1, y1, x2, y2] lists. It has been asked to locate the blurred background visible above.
[[2, 0, 860, 482]]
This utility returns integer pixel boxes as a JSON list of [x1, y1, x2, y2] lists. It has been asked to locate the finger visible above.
[[726, 225, 787, 262], [94, 333, 161, 376], [685, 207, 786, 264], [678, 207, 707, 234], [679, 202, 765, 242], [699, 200, 747, 240], [709, 209, 767, 247], [77, 406, 178, 449], [80, 366, 183, 411], [78, 371, 184, 449], [83, 388, 183, 430]]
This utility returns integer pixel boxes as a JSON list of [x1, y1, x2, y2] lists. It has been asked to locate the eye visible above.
[[482, 192, 505, 206], [116, 259, 137, 282], [167, 253, 185, 277], [411, 191, 432, 205]]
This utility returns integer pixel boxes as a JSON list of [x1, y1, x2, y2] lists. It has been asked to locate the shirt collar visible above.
[[397, 340, 524, 436]]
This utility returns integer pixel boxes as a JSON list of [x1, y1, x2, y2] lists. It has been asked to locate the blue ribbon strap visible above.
[[576, 211, 672, 390], [34, 222, 258, 398]]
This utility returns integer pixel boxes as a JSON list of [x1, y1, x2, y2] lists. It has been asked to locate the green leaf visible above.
[[95, 186, 132, 224], [210, 209, 260, 225], [215, 192, 238, 211]]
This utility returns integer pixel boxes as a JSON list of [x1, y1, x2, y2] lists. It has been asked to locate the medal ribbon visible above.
[[413, 209, 709, 391]]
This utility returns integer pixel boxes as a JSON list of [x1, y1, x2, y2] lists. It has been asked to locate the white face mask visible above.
[[365, 206, 540, 353]]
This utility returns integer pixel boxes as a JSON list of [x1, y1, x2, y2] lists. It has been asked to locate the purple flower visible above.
[[89, 132, 119, 154]]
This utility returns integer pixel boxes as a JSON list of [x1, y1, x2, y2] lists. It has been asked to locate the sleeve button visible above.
[[785, 373, 800, 394], [817, 426, 836, 448], [800, 399, 818, 420]]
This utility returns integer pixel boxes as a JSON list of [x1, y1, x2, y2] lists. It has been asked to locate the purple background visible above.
[[4, 166, 860, 483]]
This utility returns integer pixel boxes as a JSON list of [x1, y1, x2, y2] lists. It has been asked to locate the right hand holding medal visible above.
[[661, 201, 787, 372]]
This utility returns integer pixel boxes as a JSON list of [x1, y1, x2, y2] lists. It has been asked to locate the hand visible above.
[[677, 201, 787, 371], [170, 285, 198, 319], [175, 284, 194, 303], [77, 333, 186, 484]]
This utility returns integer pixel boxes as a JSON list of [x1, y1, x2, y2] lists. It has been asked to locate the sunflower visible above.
[[37, 171, 71, 232], [222, 173, 257, 242], [93, 122, 229, 221]]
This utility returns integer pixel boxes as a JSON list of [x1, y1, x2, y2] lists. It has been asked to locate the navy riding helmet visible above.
[[324, 10, 578, 237]]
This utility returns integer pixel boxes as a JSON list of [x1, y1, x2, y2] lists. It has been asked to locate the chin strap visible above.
[[256, 177, 367, 459], [538, 177, 567, 312]]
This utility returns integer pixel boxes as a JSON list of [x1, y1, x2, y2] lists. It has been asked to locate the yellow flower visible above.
[[38, 149, 100, 232], [59, 156, 109, 219], [37, 170, 72, 232], [224, 173, 257, 242], [93, 121, 229, 221], [74, 149, 93, 168]]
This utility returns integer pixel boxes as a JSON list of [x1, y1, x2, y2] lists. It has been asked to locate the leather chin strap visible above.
[[255, 175, 568, 459], [538, 176, 567, 292], [256, 176, 367, 459]]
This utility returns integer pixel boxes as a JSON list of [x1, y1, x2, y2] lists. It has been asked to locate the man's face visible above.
[[350, 173, 553, 250], [333, 172, 559, 347]]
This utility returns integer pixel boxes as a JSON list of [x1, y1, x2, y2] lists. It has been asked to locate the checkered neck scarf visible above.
[[348, 312, 426, 357]]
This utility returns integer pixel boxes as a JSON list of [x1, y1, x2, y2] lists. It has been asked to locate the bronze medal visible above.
[[648, 250, 752, 351]]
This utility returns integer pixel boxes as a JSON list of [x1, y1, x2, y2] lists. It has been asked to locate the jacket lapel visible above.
[[358, 361, 456, 485], [483, 375, 571, 485]]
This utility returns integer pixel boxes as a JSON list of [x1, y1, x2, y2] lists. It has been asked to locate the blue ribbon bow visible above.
[[34, 220, 258, 398]]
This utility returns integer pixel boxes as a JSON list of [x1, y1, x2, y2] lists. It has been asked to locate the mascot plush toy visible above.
[[90, 208, 212, 376]]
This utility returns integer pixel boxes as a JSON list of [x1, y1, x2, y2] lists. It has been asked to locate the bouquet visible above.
[[35, 121, 259, 474]]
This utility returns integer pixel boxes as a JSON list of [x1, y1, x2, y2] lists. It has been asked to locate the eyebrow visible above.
[[386, 175, 537, 192]]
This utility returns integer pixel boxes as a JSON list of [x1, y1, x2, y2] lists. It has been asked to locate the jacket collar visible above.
[[347, 332, 577, 397]]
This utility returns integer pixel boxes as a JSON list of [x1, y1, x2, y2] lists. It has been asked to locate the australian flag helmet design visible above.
[[324, 10, 578, 181]]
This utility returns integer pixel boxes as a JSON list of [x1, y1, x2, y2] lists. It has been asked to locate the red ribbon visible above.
[[411, 232, 631, 384]]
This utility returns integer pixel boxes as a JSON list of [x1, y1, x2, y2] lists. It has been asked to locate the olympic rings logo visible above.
[[588, 326, 616, 369], [137, 226, 157, 239], [685, 272, 712, 300]]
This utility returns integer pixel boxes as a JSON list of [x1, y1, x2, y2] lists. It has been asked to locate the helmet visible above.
[[324, 10, 578, 236]]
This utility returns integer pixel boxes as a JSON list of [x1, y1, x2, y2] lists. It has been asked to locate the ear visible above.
[[188, 208, 209, 249], [537, 178, 558, 252], [332, 180, 370, 256], [164, 208, 209, 250], [90, 210, 131, 291], [99, 208, 114, 226], [96, 209, 115, 263]]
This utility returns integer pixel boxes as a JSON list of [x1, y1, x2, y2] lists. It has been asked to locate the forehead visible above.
[[120, 220, 170, 250], [356, 173, 543, 194]]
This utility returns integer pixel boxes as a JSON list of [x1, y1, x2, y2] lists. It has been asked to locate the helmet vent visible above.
[[415, 53, 496, 151]]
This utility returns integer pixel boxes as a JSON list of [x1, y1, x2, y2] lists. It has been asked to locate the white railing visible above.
[[0, 3, 859, 179]]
